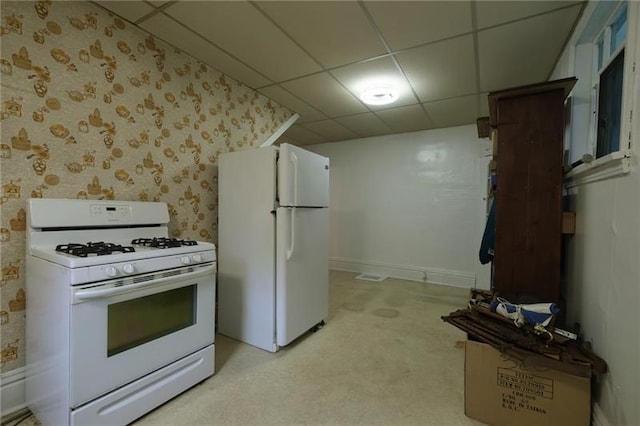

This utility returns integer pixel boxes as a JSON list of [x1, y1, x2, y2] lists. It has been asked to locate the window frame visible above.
[[564, 1, 635, 187], [592, 3, 627, 159]]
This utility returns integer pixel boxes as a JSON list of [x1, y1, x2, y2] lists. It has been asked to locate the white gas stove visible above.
[[26, 198, 216, 426], [30, 237, 216, 285]]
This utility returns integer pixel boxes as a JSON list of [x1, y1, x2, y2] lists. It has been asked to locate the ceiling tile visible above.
[[330, 56, 419, 109], [375, 104, 433, 134], [257, 85, 327, 123], [423, 95, 478, 129], [93, 0, 585, 146], [478, 5, 582, 92], [396, 35, 477, 102], [94, 1, 156, 22], [256, 1, 386, 68], [335, 113, 394, 138], [163, 1, 322, 82], [476, 1, 582, 29], [364, 1, 473, 50], [280, 124, 326, 146], [280, 72, 369, 117], [140, 13, 271, 88], [301, 120, 359, 142]]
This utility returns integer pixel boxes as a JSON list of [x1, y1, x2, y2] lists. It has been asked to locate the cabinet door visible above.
[[493, 89, 565, 303]]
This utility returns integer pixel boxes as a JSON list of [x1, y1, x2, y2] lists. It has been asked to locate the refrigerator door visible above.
[[278, 143, 329, 207], [218, 147, 279, 352], [276, 206, 329, 348]]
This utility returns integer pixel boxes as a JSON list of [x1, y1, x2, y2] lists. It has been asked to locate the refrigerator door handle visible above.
[[286, 207, 296, 260], [290, 151, 299, 205]]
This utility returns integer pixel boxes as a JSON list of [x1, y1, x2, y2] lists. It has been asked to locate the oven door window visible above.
[[107, 284, 197, 357]]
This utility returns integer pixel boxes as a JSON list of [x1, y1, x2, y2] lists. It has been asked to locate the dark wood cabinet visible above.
[[488, 78, 576, 304]]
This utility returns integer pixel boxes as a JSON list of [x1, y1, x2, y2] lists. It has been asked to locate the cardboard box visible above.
[[465, 340, 590, 426]]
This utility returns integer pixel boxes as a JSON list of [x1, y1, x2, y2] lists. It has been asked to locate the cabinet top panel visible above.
[[488, 77, 577, 127]]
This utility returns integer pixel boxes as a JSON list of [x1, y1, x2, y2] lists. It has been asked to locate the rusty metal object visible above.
[[442, 308, 606, 378]]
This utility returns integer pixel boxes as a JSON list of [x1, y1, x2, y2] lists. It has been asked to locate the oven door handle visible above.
[[74, 265, 216, 300]]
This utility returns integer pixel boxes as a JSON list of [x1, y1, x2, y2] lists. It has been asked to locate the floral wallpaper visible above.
[[0, 1, 294, 373]]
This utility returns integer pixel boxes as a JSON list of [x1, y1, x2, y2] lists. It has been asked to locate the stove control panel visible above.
[[81, 249, 216, 284], [103, 263, 136, 277], [91, 204, 132, 219]]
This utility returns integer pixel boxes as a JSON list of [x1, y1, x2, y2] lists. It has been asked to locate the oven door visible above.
[[70, 262, 215, 407]]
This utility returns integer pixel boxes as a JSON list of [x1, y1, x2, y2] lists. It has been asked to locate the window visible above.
[[592, 3, 627, 159], [564, 1, 633, 186], [596, 49, 624, 158]]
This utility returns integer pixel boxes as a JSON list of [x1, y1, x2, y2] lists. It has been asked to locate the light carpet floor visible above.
[[14, 270, 485, 426]]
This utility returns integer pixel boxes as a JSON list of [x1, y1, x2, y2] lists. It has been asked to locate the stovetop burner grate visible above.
[[131, 237, 198, 249], [56, 242, 136, 257]]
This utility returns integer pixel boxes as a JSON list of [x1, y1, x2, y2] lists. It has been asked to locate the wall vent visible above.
[[355, 273, 387, 282]]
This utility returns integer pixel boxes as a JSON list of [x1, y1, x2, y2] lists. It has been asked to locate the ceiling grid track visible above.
[[470, 0, 484, 119], [356, 0, 434, 130], [89, 0, 587, 145], [250, 1, 367, 140]]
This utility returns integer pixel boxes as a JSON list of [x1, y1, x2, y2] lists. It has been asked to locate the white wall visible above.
[[307, 124, 491, 289], [552, 2, 640, 425]]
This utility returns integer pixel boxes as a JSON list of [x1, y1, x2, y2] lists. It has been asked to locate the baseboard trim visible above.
[[592, 402, 611, 426], [329, 257, 475, 288], [1, 367, 26, 417]]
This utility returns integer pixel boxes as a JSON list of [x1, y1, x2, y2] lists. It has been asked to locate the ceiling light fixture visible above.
[[359, 86, 399, 106]]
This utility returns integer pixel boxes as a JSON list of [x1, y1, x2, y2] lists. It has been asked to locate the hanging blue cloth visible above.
[[479, 197, 496, 265]]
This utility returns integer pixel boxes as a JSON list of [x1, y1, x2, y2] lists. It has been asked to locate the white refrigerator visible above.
[[218, 143, 330, 352]]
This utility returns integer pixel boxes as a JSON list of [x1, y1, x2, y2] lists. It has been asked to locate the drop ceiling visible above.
[[93, 0, 585, 145]]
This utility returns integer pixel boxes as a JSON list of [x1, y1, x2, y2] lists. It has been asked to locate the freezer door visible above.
[[276, 207, 329, 347], [278, 143, 329, 207]]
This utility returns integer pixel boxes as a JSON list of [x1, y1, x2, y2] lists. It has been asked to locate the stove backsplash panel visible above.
[[0, 1, 294, 374]]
